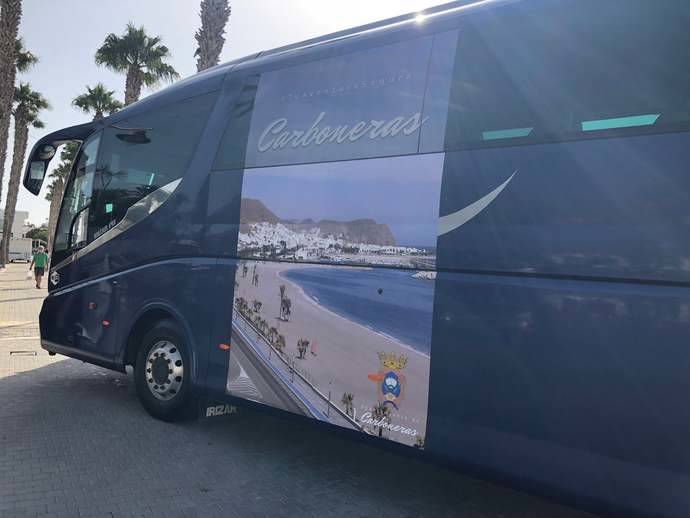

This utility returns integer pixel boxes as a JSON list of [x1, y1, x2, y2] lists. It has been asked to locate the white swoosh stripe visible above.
[[437, 170, 518, 237]]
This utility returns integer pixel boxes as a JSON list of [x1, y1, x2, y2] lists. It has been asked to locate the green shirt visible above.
[[33, 252, 48, 268]]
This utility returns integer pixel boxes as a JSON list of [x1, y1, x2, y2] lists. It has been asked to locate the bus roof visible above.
[[28, 0, 511, 152]]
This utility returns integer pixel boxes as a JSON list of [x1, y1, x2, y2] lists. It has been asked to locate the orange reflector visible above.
[[102, 320, 110, 327], [219, 343, 231, 351]]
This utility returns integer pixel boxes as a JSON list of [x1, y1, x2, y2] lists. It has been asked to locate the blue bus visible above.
[[22, 1, 690, 515]]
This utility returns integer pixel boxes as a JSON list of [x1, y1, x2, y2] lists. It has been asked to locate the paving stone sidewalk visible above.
[[0, 263, 594, 518], [0, 264, 57, 379]]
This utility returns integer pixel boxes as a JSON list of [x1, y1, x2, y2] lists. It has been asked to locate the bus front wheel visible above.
[[134, 319, 194, 421]]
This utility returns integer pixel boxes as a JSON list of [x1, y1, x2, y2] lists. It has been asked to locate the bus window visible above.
[[89, 92, 217, 241], [444, 0, 690, 150], [54, 132, 101, 253]]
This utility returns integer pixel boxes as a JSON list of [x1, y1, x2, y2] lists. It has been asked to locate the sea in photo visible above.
[[283, 267, 434, 354]]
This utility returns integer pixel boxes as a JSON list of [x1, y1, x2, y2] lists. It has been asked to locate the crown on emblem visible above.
[[377, 351, 408, 370]]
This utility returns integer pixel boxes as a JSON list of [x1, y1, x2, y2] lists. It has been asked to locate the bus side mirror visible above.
[[23, 144, 56, 195]]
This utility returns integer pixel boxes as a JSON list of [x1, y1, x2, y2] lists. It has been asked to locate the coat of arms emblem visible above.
[[368, 352, 408, 410]]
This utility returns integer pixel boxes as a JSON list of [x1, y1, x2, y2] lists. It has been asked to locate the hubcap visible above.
[[145, 340, 184, 401]]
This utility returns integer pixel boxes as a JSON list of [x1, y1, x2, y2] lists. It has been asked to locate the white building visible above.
[[0, 210, 31, 238]]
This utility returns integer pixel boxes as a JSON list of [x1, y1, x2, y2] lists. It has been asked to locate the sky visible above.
[[3, 0, 449, 225], [242, 154, 445, 246]]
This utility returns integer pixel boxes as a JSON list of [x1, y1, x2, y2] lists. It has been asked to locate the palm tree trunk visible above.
[[47, 196, 59, 252], [124, 67, 143, 105], [47, 178, 65, 252], [0, 0, 23, 266], [195, 0, 231, 72], [0, 113, 28, 264]]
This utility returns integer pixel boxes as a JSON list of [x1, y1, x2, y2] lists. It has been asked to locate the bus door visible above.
[[43, 131, 120, 364]]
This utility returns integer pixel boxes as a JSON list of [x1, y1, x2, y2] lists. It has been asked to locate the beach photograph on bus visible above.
[[227, 153, 443, 447]]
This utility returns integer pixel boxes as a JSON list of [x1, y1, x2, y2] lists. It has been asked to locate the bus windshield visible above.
[[54, 133, 101, 253]]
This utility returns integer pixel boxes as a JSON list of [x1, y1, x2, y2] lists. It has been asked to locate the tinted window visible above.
[[54, 133, 101, 252], [89, 92, 217, 240], [445, 0, 690, 149]]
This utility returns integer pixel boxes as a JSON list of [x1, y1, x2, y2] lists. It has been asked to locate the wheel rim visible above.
[[145, 340, 184, 401]]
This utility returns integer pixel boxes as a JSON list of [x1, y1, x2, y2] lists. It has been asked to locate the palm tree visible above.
[[0, 31, 34, 266], [267, 326, 278, 344], [45, 142, 79, 251], [0, 1, 23, 187], [14, 38, 37, 71], [341, 393, 354, 417], [72, 83, 123, 120], [1, 83, 49, 263], [194, 0, 231, 72], [95, 23, 179, 106], [252, 299, 262, 313]]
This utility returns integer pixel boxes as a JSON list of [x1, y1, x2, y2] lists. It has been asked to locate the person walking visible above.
[[29, 246, 50, 289]]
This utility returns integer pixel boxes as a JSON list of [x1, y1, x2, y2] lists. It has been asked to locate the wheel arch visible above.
[[120, 301, 199, 384]]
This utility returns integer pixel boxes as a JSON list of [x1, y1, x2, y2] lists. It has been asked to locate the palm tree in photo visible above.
[[95, 23, 179, 106], [1, 83, 49, 263], [275, 334, 286, 354], [254, 316, 265, 335], [194, 0, 231, 72], [281, 296, 292, 321], [252, 299, 262, 313], [72, 83, 123, 120], [371, 402, 392, 438], [45, 142, 79, 251], [267, 326, 278, 345], [341, 393, 354, 417], [296, 338, 309, 359]]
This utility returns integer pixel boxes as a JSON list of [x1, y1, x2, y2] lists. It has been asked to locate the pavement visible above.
[[0, 263, 594, 518]]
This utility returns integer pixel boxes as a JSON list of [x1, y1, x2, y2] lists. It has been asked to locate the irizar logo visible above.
[[50, 270, 60, 286], [206, 404, 237, 417]]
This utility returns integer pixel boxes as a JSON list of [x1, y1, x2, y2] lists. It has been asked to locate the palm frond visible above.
[[95, 23, 179, 97], [72, 82, 123, 116], [15, 38, 38, 72]]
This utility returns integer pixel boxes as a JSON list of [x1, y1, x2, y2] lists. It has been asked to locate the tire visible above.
[[134, 319, 195, 421]]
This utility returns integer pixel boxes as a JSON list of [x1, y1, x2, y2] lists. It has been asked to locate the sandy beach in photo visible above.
[[232, 260, 432, 446]]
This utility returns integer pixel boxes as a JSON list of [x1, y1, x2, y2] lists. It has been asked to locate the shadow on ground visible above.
[[0, 360, 593, 518]]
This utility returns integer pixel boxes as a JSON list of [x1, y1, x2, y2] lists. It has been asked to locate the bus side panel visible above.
[[113, 258, 217, 387], [426, 274, 690, 517]]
